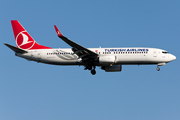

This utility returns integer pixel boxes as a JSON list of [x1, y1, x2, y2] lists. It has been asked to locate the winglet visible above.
[[54, 25, 63, 37]]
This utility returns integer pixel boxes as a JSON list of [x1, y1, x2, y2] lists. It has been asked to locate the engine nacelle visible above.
[[99, 56, 116, 65], [101, 65, 122, 72]]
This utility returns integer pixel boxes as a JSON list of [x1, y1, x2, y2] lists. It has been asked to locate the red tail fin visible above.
[[11, 20, 51, 50]]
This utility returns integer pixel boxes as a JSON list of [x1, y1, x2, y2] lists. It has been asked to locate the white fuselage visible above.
[[7, 20, 176, 74], [16, 47, 176, 66]]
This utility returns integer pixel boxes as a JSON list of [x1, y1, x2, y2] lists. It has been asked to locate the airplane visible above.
[[4, 20, 176, 75]]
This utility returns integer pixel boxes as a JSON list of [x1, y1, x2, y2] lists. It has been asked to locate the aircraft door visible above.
[[153, 50, 157, 57], [37, 51, 41, 59]]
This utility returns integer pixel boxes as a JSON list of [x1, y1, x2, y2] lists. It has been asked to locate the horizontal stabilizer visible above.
[[4, 43, 28, 53]]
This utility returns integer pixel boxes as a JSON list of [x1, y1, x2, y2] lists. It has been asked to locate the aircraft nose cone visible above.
[[172, 55, 176, 61], [167, 54, 176, 62]]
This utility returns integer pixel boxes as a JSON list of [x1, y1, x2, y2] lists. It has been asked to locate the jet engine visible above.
[[99, 56, 116, 65], [101, 65, 122, 72]]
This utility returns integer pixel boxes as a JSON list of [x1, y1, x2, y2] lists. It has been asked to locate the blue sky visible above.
[[0, 0, 179, 120]]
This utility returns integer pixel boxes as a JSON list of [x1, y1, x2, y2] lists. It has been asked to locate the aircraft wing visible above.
[[54, 25, 98, 59]]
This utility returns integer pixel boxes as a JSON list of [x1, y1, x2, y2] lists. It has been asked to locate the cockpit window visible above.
[[162, 51, 169, 54]]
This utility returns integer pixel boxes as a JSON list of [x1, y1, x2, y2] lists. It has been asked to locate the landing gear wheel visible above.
[[157, 67, 160, 71], [91, 69, 96, 75], [84, 65, 92, 70]]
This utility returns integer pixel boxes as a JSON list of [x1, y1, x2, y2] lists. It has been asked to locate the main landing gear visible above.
[[85, 65, 96, 75], [91, 69, 96, 75]]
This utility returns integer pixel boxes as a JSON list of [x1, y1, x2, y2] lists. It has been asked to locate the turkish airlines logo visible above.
[[16, 31, 35, 49]]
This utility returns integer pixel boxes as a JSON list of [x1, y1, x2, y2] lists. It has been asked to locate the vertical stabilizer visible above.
[[11, 20, 51, 50]]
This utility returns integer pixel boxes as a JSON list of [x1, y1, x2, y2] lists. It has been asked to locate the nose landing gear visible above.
[[156, 63, 166, 71], [156, 66, 160, 71]]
